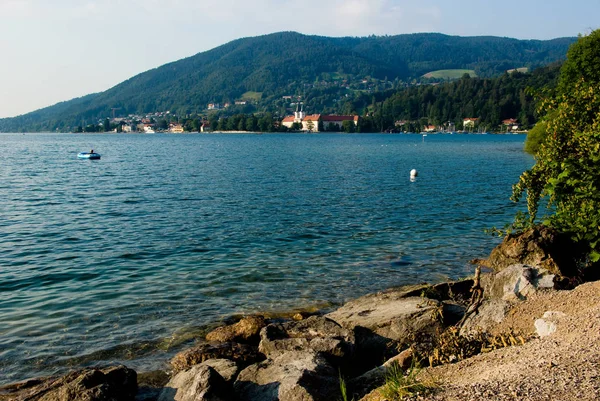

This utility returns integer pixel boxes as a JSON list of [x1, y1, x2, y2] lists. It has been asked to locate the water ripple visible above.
[[0, 132, 532, 384]]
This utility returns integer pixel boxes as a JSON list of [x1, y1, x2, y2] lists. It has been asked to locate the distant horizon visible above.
[[1, 0, 597, 118]]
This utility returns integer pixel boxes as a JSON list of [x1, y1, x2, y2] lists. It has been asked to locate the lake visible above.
[[0, 132, 532, 384]]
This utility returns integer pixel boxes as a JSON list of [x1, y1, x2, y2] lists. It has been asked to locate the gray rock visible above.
[[170, 342, 262, 372], [326, 293, 443, 344], [326, 292, 445, 370], [234, 350, 338, 401], [535, 311, 567, 337], [487, 264, 555, 301], [258, 316, 354, 361], [200, 359, 239, 384], [0, 365, 137, 401], [158, 365, 232, 401], [460, 298, 512, 336]]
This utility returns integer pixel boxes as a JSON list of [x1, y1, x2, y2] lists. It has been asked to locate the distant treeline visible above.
[[335, 62, 562, 132]]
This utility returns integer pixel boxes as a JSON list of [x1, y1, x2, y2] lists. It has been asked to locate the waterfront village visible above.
[[83, 98, 522, 135]]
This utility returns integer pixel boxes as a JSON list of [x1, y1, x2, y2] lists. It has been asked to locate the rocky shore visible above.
[[2, 227, 599, 401]]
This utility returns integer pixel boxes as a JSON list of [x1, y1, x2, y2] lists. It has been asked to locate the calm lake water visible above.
[[0, 132, 532, 384]]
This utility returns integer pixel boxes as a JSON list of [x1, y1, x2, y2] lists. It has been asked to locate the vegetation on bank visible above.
[[514, 29, 600, 266]]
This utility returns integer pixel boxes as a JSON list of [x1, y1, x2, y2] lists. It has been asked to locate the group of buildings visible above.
[[418, 117, 521, 133], [281, 104, 359, 132]]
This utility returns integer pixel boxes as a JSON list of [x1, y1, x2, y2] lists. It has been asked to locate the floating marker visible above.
[[410, 169, 418, 179]]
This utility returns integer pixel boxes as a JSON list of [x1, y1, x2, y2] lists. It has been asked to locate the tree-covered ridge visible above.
[[0, 32, 575, 132], [339, 62, 561, 132]]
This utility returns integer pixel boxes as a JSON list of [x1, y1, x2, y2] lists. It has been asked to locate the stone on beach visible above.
[[481, 226, 580, 276], [535, 311, 567, 337], [157, 364, 232, 401], [234, 350, 339, 401], [170, 342, 262, 372], [258, 315, 355, 360], [326, 289, 445, 363], [0, 365, 137, 401], [461, 264, 556, 335]]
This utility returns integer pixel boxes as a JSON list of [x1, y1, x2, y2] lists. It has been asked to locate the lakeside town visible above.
[[82, 102, 523, 135]]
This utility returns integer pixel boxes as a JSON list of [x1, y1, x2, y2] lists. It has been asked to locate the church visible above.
[[281, 104, 359, 132]]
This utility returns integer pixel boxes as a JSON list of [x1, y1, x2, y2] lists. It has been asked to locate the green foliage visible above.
[[512, 29, 600, 264], [558, 30, 600, 92], [341, 120, 355, 133], [523, 118, 549, 154], [380, 362, 437, 400], [338, 372, 354, 401]]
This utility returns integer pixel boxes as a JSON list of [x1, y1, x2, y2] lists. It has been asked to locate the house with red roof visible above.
[[463, 118, 478, 130], [502, 118, 519, 131], [281, 104, 359, 132]]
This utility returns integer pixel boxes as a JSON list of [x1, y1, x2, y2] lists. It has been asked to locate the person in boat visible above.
[[90, 149, 94, 154]]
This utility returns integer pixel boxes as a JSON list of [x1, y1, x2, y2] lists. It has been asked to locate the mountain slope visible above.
[[0, 31, 576, 132]]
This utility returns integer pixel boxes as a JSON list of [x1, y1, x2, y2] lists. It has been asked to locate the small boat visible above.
[[78, 152, 101, 160]]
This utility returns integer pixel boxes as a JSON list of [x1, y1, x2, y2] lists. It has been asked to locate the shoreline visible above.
[[3, 264, 599, 400]]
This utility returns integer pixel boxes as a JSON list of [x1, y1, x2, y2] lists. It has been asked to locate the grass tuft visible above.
[[380, 361, 438, 400], [339, 371, 354, 401]]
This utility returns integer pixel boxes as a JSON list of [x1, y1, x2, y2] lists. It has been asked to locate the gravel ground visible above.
[[363, 280, 600, 401]]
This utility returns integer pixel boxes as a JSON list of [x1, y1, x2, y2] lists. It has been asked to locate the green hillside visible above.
[[0, 31, 576, 132]]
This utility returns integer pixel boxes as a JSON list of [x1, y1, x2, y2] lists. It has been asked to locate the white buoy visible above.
[[410, 169, 418, 179]]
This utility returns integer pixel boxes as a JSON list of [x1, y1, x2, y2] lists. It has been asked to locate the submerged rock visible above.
[[0, 365, 137, 401], [205, 316, 266, 344]]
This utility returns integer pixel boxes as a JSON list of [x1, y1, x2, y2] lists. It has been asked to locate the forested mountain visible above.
[[0, 31, 575, 132]]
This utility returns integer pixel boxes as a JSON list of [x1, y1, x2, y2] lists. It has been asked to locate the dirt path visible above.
[[365, 281, 600, 401]]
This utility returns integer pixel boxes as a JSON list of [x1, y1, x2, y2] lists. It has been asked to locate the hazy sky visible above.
[[0, 0, 598, 118]]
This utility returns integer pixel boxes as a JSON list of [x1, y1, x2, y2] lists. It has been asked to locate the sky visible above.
[[0, 0, 598, 118]]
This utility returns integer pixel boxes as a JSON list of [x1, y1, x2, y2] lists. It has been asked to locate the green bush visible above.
[[512, 29, 600, 264]]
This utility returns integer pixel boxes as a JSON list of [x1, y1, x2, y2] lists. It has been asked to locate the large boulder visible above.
[[157, 365, 232, 401], [481, 226, 580, 276], [460, 264, 556, 336], [0, 365, 137, 401], [258, 316, 354, 362], [234, 350, 338, 401], [170, 342, 262, 372], [198, 359, 239, 384], [487, 264, 555, 302], [326, 291, 445, 366], [205, 316, 266, 344]]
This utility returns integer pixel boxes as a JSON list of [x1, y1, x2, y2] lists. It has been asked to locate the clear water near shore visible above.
[[0, 132, 532, 384]]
